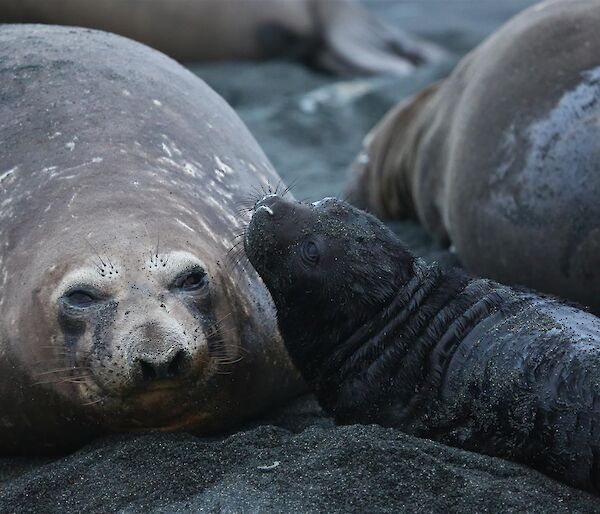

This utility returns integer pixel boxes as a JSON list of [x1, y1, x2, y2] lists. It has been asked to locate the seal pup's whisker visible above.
[[281, 177, 300, 198], [225, 251, 245, 267], [247, 185, 266, 202], [224, 246, 251, 273], [235, 206, 254, 217], [227, 240, 245, 254], [274, 179, 286, 197], [231, 255, 251, 273]]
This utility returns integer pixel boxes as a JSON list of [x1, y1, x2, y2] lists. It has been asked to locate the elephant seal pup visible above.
[[244, 194, 600, 494], [0, 0, 442, 75], [0, 25, 304, 454], [346, 0, 600, 311]]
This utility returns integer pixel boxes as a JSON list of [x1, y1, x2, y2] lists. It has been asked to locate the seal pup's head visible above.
[[244, 195, 414, 380]]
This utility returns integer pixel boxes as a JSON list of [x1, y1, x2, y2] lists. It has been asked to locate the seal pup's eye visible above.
[[63, 290, 99, 309], [174, 269, 207, 291], [301, 240, 320, 266]]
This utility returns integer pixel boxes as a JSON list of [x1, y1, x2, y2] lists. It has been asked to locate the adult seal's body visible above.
[[346, 0, 600, 312], [245, 194, 600, 494], [0, 0, 442, 75], [0, 25, 303, 454]]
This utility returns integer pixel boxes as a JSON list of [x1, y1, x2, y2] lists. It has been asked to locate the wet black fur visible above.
[[245, 195, 600, 494]]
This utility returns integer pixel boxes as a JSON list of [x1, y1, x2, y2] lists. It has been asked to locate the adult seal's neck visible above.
[[312, 261, 507, 427], [346, 82, 442, 220]]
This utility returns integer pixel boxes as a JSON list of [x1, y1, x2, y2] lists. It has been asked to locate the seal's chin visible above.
[[88, 385, 208, 432]]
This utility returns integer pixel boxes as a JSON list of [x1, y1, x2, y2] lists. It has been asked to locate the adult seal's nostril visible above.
[[137, 349, 192, 382]]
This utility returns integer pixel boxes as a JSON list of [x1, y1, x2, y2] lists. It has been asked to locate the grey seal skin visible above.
[[0, 25, 303, 454], [0, 0, 442, 75], [346, 0, 600, 312], [244, 194, 600, 494]]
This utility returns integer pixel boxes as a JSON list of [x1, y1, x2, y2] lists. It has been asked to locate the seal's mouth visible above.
[[81, 377, 205, 427]]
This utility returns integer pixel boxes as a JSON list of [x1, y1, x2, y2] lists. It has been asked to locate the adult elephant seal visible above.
[[245, 194, 600, 494], [0, 24, 303, 454], [346, 0, 600, 312], [0, 0, 442, 75]]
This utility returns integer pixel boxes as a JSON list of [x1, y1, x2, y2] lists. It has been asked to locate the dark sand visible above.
[[3, 1, 598, 512], [0, 397, 597, 513]]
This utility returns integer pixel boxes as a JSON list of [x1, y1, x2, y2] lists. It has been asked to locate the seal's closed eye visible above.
[[62, 289, 103, 309]]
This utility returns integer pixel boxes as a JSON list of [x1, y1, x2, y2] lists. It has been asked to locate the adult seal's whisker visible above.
[[34, 367, 92, 376]]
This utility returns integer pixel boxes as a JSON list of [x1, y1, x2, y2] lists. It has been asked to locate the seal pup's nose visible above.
[[254, 194, 292, 217]]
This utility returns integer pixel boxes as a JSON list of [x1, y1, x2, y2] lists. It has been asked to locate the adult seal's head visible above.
[[0, 25, 303, 454], [244, 195, 413, 379]]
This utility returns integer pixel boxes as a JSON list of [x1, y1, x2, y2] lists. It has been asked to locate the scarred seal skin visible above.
[[245, 194, 600, 494], [346, 0, 600, 312], [0, 0, 443, 75], [0, 25, 303, 454]]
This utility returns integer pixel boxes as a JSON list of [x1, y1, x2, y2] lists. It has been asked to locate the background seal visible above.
[[346, 0, 600, 312], [0, 0, 442, 75]]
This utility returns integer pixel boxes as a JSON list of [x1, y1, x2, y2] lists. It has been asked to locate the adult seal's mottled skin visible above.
[[0, 0, 442, 75], [245, 194, 600, 494], [0, 25, 303, 454], [346, 0, 600, 312]]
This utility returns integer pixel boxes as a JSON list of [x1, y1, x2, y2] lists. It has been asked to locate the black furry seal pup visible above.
[[244, 194, 600, 494]]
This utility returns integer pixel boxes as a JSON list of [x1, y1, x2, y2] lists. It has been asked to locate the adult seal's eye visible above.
[[301, 240, 320, 266], [175, 270, 207, 291], [63, 290, 99, 308]]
